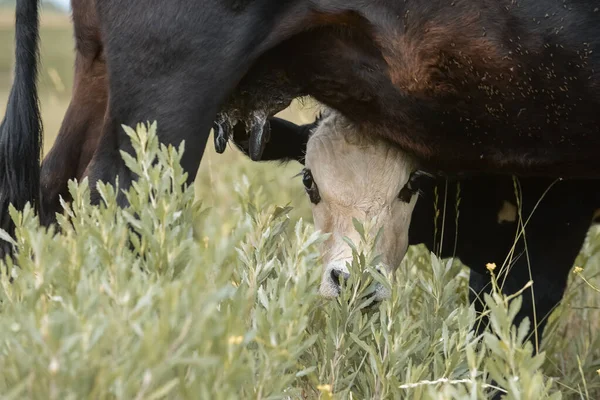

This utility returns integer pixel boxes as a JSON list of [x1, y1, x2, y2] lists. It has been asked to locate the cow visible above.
[[230, 108, 600, 351], [1, 1, 599, 256]]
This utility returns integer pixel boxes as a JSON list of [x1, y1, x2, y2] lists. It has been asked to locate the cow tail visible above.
[[0, 0, 42, 256]]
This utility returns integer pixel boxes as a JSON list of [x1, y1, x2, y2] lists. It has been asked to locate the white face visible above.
[[302, 110, 419, 300]]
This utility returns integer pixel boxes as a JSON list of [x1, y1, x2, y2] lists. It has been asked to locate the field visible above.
[[0, 8, 599, 399]]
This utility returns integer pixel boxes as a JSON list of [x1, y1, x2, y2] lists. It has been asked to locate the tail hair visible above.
[[0, 0, 42, 260]]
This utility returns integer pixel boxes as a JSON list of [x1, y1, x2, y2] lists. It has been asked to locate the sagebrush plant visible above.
[[0, 122, 598, 399]]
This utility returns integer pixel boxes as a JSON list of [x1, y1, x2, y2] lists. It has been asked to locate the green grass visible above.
[[0, 10, 598, 399]]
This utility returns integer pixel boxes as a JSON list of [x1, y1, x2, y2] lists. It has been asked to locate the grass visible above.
[[0, 8, 598, 399]]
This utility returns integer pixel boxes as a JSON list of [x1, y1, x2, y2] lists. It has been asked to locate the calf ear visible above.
[[232, 117, 314, 165]]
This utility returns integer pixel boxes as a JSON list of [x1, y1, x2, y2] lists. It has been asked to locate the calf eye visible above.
[[398, 170, 427, 203], [302, 168, 321, 204], [397, 185, 415, 203], [302, 169, 314, 189]]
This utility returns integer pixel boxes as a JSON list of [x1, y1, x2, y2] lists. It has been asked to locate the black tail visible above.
[[0, 0, 42, 259]]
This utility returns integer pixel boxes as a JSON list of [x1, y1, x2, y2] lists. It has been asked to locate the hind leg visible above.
[[40, 56, 107, 225], [39, 0, 107, 225]]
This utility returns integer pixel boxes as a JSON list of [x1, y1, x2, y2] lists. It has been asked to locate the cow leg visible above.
[[40, 57, 107, 225], [82, 66, 225, 207], [39, 0, 107, 226], [409, 177, 521, 333], [463, 179, 597, 349], [81, 0, 322, 205]]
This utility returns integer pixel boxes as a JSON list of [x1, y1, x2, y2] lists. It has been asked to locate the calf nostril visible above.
[[330, 269, 350, 287]]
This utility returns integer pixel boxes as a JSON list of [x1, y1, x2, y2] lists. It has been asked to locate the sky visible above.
[[48, 0, 70, 11]]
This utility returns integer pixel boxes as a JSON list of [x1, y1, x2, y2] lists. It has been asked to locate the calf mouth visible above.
[[322, 264, 392, 306]]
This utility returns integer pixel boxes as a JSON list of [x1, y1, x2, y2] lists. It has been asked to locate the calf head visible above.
[[230, 108, 421, 300], [303, 110, 419, 300]]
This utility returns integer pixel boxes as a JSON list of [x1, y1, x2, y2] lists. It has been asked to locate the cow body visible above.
[[222, 1, 600, 178], [410, 173, 599, 346], [72, 0, 313, 209], [37, 0, 317, 227]]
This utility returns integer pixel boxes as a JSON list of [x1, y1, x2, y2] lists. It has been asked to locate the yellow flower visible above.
[[573, 266, 584, 274], [486, 263, 497, 272], [317, 384, 333, 399], [228, 336, 244, 345]]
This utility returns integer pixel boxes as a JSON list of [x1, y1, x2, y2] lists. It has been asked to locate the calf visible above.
[[231, 109, 600, 348]]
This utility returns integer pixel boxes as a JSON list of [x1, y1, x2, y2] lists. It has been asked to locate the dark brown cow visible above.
[[2, 0, 599, 241]]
